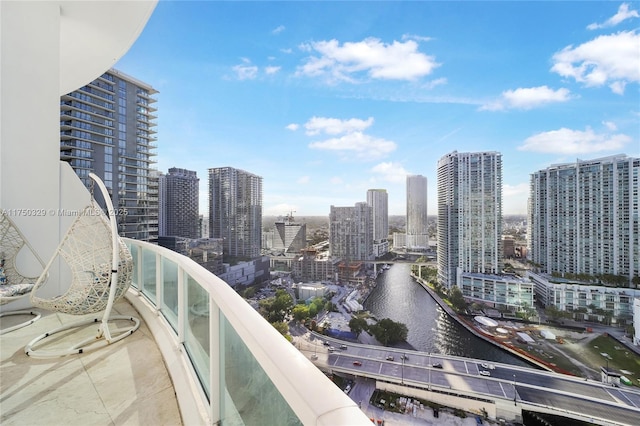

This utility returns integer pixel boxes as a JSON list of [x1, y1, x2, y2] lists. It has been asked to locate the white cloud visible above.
[[281, 48, 293, 54], [481, 86, 572, 111], [330, 177, 343, 185], [297, 176, 310, 184], [551, 31, 640, 94], [304, 116, 374, 136], [422, 77, 448, 90], [587, 3, 639, 30], [609, 80, 627, 94], [285, 123, 299, 131], [297, 37, 439, 83], [503, 183, 530, 215], [233, 58, 258, 80], [602, 120, 618, 131], [518, 127, 631, 154], [503, 183, 529, 198], [401, 34, 433, 42], [371, 162, 409, 183], [265, 66, 281, 75], [309, 132, 397, 161], [272, 25, 286, 34]]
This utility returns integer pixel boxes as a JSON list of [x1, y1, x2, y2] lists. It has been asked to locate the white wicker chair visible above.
[[25, 173, 139, 358], [0, 212, 44, 334]]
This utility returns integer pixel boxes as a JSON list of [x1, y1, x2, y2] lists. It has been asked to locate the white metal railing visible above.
[[123, 238, 370, 426]]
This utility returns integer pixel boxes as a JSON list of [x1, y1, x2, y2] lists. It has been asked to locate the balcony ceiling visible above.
[[59, 1, 157, 95]]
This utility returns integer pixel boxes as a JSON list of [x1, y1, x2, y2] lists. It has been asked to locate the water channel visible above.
[[364, 263, 531, 367]]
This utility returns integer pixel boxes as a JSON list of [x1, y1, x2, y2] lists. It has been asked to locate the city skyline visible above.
[[115, 1, 640, 216]]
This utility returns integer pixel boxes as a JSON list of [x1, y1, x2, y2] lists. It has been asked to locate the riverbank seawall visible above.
[[411, 273, 554, 372]]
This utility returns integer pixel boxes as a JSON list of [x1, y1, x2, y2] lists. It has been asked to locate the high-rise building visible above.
[[437, 151, 531, 311], [367, 189, 389, 257], [272, 214, 306, 254], [208, 167, 263, 258], [406, 175, 428, 250], [529, 155, 639, 280], [163, 167, 199, 239], [437, 151, 504, 287], [329, 203, 373, 262], [60, 68, 158, 241]]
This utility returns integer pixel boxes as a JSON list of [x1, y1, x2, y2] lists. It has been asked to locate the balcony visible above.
[[0, 239, 367, 425]]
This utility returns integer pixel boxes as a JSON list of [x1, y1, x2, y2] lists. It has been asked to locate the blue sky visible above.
[[115, 1, 640, 216]]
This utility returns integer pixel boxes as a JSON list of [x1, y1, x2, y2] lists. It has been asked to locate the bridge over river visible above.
[[303, 333, 640, 426]]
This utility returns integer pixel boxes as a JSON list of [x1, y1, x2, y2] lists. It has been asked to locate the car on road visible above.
[[340, 344, 347, 350], [480, 362, 489, 369], [323, 340, 330, 346], [479, 370, 490, 376], [386, 356, 394, 361], [328, 346, 336, 352], [432, 362, 443, 369], [353, 360, 362, 366]]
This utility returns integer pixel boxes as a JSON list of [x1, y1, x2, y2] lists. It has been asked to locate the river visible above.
[[364, 263, 530, 367]]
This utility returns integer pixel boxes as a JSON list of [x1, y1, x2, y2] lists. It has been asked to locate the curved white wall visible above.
[[0, 1, 157, 307]]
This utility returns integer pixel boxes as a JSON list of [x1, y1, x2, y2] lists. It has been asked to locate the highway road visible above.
[[307, 334, 640, 425]]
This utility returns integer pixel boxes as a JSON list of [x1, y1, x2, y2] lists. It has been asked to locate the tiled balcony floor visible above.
[[0, 300, 182, 426]]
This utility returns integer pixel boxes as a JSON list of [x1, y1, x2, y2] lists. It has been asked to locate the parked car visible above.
[[386, 356, 394, 361], [432, 362, 443, 369], [479, 370, 490, 376], [340, 344, 347, 350], [353, 360, 362, 366]]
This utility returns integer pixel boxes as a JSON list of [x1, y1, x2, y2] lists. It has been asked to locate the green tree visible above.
[[259, 289, 294, 323], [308, 303, 319, 318], [242, 287, 256, 299], [348, 317, 368, 336], [369, 318, 408, 346], [271, 321, 289, 336], [292, 304, 310, 322], [449, 286, 467, 312], [545, 305, 562, 320]]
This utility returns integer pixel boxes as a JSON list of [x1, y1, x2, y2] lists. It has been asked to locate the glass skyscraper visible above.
[[406, 175, 428, 250], [208, 167, 263, 258], [367, 189, 389, 257], [437, 151, 503, 288], [528, 154, 639, 280], [163, 167, 199, 239], [60, 68, 158, 242]]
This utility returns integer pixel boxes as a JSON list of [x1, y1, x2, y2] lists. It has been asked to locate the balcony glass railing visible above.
[[124, 239, 368, 426]]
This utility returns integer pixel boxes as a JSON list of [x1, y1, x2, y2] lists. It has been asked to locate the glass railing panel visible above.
[[129, 243, 139, 288], [161, 257, 179, 331], [141, 245, 157, 302], [184, 274, 211, 399], [222, 316, 302, 426]]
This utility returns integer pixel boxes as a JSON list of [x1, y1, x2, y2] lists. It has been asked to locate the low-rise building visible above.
[[291, 247, 336, 283], [458, 271, 534, 311], [528, 272, 640, 324], [218, 256, 270, 288], [294, 282, 327, 301]]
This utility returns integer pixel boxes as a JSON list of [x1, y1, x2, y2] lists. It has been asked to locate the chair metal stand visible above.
[[25, 173, 140, 358]]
